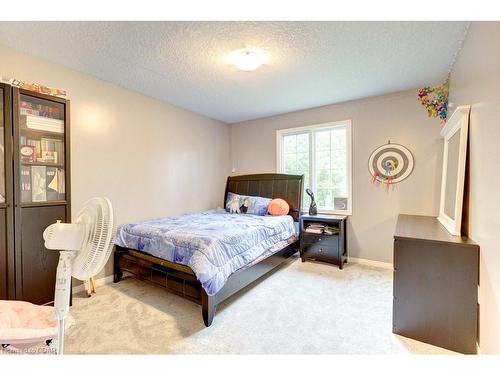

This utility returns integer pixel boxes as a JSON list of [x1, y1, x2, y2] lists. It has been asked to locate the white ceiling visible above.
[[0, 22, 468, 123]]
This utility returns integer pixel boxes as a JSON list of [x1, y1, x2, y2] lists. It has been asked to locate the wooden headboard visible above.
[[224, 173, 304, 221]]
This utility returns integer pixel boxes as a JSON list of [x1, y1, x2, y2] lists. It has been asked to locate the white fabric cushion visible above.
[[0, 300, 73, 343]]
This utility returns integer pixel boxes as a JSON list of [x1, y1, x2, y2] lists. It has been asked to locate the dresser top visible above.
[[395, 214, 478, 247]]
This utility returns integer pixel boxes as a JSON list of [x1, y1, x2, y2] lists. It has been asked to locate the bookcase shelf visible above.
[[20, 127, 65, 137], [0, 86, 71, 305], [21, 161, 65, 168], [20, 200, 68, 208]]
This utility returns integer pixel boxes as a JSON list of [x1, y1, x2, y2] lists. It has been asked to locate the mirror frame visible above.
[[438, 105, 470, 236]]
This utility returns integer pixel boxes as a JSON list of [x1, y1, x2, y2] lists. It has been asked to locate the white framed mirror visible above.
[[438, 105, 470, 236]]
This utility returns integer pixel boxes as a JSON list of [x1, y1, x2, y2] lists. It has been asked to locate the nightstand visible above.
[[299, 214, 348, 269]]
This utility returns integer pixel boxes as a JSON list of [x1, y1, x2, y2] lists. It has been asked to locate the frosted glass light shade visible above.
[[227, 48, 269, 71]]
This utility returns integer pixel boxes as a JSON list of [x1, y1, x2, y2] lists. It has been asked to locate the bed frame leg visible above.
[[114, 269, 123, 283], [201, 291, 216, 327], [113, 249, 123, 283]]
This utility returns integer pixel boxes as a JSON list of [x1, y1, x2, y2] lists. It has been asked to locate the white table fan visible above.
[[43, 197, 115, 354]]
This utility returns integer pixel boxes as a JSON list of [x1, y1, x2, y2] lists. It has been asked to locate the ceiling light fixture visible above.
[[227, 48, 269, 72]]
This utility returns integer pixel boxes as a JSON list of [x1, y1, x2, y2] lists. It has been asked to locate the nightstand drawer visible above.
[[301, 232, 338, 246], [302, 242, 339, 261]]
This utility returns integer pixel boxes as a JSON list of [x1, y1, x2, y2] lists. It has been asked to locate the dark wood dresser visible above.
[[393, 214, 479, 354]]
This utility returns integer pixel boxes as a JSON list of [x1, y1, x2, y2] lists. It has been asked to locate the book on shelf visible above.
[[20, 100, 63, 119], [22, 164, 65, 203], [19, 136, 41, 162], [19, 136, 64, 165], [20, 144, 37, 162], [40, 151, 58, 164], [304, 223, 325, 234], [324, 227, 340, 235], [304, 223, 339, 235], [47, 167, 65, 201], [31, 165, 46, 202], [304, 228, 323, 234], [20, 114, 64, 134], [46, 167, 58, 201], [20, 107, 63, 119], [55, 168, 65, 200], [21, 165, 31, 202], [20, 137, 41, 160], [40, 137, 64, 163]]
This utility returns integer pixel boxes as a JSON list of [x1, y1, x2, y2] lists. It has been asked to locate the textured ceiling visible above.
[[0, 22, 468, 123]]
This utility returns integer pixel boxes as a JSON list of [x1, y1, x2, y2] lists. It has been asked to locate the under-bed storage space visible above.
[[115, 249, 202, 303]]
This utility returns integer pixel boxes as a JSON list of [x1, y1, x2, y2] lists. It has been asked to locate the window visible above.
[[277, 120, 352, 214]]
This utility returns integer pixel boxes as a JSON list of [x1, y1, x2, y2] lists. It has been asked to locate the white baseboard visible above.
[[348, 257, 393, 270], [72, 275, 114, 294]]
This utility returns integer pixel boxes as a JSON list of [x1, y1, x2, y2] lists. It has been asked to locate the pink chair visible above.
[[0, 300, 73, 354]]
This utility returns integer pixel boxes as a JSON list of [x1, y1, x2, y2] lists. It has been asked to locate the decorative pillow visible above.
[[225, 192, 271, 216], [268, 198, 290, 216]]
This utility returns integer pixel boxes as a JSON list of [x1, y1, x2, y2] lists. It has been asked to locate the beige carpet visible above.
[[65, 256, 456, 354]]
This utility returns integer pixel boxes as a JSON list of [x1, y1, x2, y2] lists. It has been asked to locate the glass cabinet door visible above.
[[18, 94, 65, 203], [0, 87, 5, 204]]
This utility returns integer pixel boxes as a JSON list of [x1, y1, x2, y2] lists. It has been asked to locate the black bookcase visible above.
[[0, 83, 14, 300], [0, 84, 71, 305]]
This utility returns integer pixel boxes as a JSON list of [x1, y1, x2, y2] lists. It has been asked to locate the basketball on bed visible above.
[[268, 198, 290, 216]]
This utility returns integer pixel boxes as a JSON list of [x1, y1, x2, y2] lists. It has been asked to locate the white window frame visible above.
[[276, 120, 352, 215]]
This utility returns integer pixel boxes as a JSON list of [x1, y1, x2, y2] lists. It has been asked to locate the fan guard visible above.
[[71, 197, 115, 280]]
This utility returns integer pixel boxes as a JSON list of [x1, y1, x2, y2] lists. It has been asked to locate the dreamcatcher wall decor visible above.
[[368, 141, 414, 189]]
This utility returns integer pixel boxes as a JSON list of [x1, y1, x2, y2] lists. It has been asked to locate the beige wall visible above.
[[0, 44, 231, 278], [449, 22, 500, 354], [231, 90, 443, 263]]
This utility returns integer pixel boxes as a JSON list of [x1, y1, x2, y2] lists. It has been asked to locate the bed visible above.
[[113, 173, 304, 326]]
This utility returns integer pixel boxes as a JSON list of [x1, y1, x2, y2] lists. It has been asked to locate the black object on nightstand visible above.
[[299, 214, 347, 269]]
